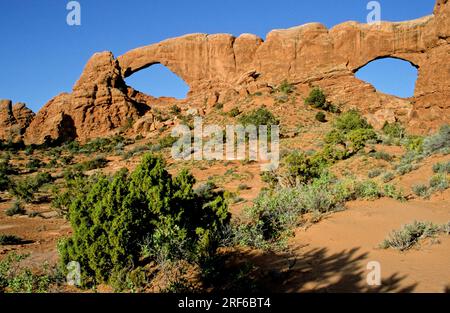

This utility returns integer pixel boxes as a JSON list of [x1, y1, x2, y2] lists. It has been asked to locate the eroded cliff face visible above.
[[22, 0, 450, 144]]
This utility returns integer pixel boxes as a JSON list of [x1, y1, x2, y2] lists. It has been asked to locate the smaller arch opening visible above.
[[355, 57, 418, 98], [124, 63, 189, 99]]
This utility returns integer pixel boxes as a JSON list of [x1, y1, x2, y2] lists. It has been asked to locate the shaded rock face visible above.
[[0, 99, 35, 142], [23, 0, 449, 144]]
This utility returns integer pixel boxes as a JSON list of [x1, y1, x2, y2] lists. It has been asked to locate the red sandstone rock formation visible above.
[[0, 99, 34, 142], [22, 0, 449, 144], [24, 52, 149, 144]]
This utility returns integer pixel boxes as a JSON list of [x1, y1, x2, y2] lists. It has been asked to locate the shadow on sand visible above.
[[208, 246, 417, 293]]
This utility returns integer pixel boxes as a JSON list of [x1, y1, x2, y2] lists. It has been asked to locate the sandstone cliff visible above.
[[21, 0, 450, 144]]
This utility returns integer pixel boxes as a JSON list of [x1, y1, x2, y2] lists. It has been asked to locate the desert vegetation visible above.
[[380, 221, 449, 251], [0, 99, 449, 293]]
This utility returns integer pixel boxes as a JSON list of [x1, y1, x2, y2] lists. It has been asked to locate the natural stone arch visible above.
[[117, 33, 262, 94], [354, 56, 419, 98], [353, 56, 419, 74], [124, 62, 190, 99], [22, 0, 450, 144]]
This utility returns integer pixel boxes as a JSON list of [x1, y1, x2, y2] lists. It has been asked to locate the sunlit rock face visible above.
[[23, 0, 450, 144]]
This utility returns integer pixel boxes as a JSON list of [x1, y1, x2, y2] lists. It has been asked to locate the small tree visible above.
[[305, 88, 326, 109], [58, 154, 230, 287], [315, 112, 327, 123], [335, 109, 372, 132]]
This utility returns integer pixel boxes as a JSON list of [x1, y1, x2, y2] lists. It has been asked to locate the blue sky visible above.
[[0, 0, 433, 112]]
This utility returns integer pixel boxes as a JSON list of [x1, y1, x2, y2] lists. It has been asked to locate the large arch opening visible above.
[[355, 57, 418, 98], [124, 63, 189, 99]]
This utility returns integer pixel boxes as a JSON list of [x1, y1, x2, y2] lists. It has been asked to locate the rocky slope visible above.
[[4, 0, 448, 145]]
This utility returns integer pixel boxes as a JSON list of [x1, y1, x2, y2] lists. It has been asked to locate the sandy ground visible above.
[[287, 194, 450, 292]]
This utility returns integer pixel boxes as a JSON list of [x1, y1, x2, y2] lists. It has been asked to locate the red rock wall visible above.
[[22, 0, 449, 144]]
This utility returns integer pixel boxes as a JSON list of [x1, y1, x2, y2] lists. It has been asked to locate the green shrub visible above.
[[380, 221, 442, 251], [60, 155, 74, 166], [178, 114, 195, 130], [232, 174, 345, 250], [422, 125, 450, 155], [429, 173, 449, 191], [368, 169, 383, 178], [0, 253, 54, 293], [382, 122, 405, 139], [396, 164, 413, 175], [0, 235, 23, 245], [9, 172, 53, 203], [194, 180, 218, 199], [432, 161, 450, 174], [282, 151, 323, 185], [45, 158, 58, 169], [5, 201, 26, 217], [382, 172, 395, 183], [412, 184, 430, 198], [74, 136, 128, 155], [26, 158, 43, 172], [315, 112, 327, 123], [228, 107, 241, 118], [64, 141, 81, 153], [260, 171, 279, 189], [0, 171, 10, 192], [58, 154, 230, 287], [304, 87, 326, 109], [304, 88, 339, 112], [403, 135, 424, 153], [335, 110, 372, 133], [237, 189, 302, 249], [9, 181, 35, 203], [383, 184, 406, 201], [315, 145, 348, 162], [370, 151, 393, 162], [324, 129, 346, 146], [34, 172, 53, 185], [0, 158, 16, 176], [51, 173, 96, 217], [442, 222, 450, 235], [122, 145, 150, 160], [158, 135, 178, 149], [300, 183, 342, 214], [238, 107, 278, 128], [346, 128, 377, 152], [28, 211, 42, 218], [277, 80, 295, 95], [238, 107, 279, 139], [355, 180, 382, 200], [74, 156, 108, 172], [323, 110, 375, 155], [231, 192, 302, 250], [237, 184, 250, 191], [24, 146, 34, 156]]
